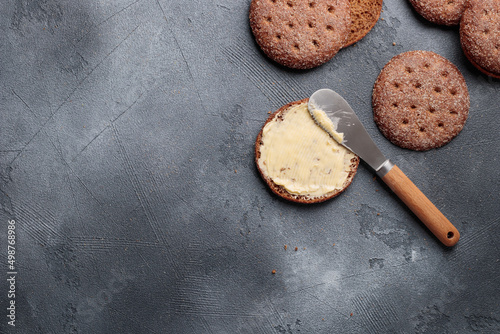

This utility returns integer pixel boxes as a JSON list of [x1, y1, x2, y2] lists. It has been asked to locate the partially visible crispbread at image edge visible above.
[[460, 0, 500, 79], [255, 99, 360, 204]]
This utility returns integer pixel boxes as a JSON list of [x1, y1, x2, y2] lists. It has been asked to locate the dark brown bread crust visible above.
[[255, 99, 359, 204], [344, 0, 383, 47], [372, 51, 469, 151], [460, 0, 500, 78], [249, 0, 351, 69], [409, 0, 467, 26]]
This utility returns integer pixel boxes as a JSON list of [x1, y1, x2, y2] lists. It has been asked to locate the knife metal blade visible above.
[[308, 88, 392, 175]]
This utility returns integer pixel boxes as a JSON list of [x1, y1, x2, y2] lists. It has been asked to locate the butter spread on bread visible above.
[[257, 102, 355, 197], [309, 102, 344, 144]]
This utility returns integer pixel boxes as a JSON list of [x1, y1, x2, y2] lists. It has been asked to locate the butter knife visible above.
[[309, 88, 460, 247]]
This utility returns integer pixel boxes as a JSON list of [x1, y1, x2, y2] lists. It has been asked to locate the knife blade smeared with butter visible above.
[[308, 89, 460, 247]]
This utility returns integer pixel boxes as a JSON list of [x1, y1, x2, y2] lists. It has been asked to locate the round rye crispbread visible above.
[[255, 99, 359, 204], [344, 0, 383, 47], [409, 0, 467, 26], [249, 0, 351, 69], [460, 0, 500, 78], [372, 51, 469, 151]]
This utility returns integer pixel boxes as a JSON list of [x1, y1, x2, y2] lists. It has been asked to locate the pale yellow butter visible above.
[[309, 105, 344, 144], [258, 103, 356, 197]]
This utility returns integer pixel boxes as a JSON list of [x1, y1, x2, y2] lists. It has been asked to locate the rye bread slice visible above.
[[249, 0, 351, 69], [460, 0, 500, 79], [409, 0, 467, 26], [344, 0, 383, 47], [255, 99, 359, 204], [372, 50, 469, 151]]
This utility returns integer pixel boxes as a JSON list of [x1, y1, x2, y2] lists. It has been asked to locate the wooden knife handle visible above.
[[381, 165, 460, 247]]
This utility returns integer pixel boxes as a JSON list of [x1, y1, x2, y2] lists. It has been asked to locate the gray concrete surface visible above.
[[0, 0, 499, 333]]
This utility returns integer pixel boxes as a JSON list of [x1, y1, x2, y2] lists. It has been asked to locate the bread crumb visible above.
[[377, 213, 381, 216], [392, 42, 396, 46], [350, 313, 353, 317], [272, 269, 276, 275], [284, 244, 287, 250], [294, 247, 298, 251]]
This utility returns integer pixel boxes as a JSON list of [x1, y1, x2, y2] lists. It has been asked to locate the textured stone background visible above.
[[0, 0, 499, 333]]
